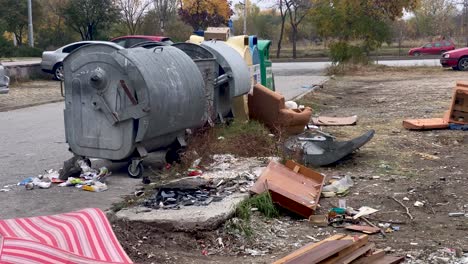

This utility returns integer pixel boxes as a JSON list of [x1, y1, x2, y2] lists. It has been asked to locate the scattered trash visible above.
[[410, 242, 418, 246], [217, 136, 225, 140], [187, 168, 203, 177], [25, 182, 34, 190], [143, 173, 255, 210], [353, 206, 379, 219], [403, 197, 410, 201], [82, 181, 108, 192], [142, 176, 151, 185], [251, 160, 325, 218], [273, 234, 404, 264], [338, 198, 347, 209], [414, 201, 424, 207], [322, 175, 354, 196], [449, 212, 465, 217], [309, 215, 328, 227], [285, 101, 298, 109], [0, 189, 10, 192], [416, 152, 440, 160], [311, 115, 358, 126], [134, 191, 145, 197], [345, 225, 381, 234]]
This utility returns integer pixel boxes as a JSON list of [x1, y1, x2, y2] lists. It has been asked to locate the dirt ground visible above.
[[0, 80, 62, 112], [112, 67, 468, 263]]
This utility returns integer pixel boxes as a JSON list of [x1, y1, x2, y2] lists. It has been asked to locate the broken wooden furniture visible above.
[[403, 81, 468, 130], [250, 160, 325, 218], [248, 83, 313, 134], [274, 234, 404, 264], [448, 82, 468, 124]]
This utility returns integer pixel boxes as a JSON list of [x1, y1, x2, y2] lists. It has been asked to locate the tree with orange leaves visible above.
[[179, 0, 233, 30]]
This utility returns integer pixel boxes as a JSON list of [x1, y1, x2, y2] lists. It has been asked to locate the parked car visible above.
[[440, 47, 468, 71], [110, 35, 173, 48], [408, 40, 455, 56], [41, 41, 111, 80], [0, 63, 10, 94]]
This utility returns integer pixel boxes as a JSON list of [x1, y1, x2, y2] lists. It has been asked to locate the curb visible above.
[[291, 77, 330, 101], [0, 99, 64, 112]]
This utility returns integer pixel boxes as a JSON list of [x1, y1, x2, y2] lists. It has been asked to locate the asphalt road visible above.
[[0, 103, 140, 219], [0, 59, 442, 219]]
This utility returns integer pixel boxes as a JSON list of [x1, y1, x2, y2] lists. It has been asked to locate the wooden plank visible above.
[[337, 243, 375, 264], [273, 234, 347, 264], [351, 249, 385, 264], [286, 240, 354, 264], [345, 225, 381, 234], [370, 256, 405, 264], [319, 235, 368, 264]]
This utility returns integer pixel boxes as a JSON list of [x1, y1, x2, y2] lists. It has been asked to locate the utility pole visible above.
[[27, 0, 34, 47], [243, 0, 247, 35]]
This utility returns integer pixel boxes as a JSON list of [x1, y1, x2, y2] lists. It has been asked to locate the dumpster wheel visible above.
[[127, 161, 144, 178]]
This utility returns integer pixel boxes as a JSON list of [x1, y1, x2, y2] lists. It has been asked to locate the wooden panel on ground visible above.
[[351, 249, 385, 264], [319, 235, 369, 264], [345, 225, 381, 234], [273, 234, 347, 264], [286, 240, 354, 264], [334, 243, 375, 264]]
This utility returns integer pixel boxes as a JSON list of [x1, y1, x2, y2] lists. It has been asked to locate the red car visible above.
[[110, 35, 173, 48], [408, 40, 455, 56], [440, 48, 468, 71]]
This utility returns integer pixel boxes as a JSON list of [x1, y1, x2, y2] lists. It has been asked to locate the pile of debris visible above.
[[18, 158, 111, 192], [274, 234, 404, 263], [142, 172, 256, 210]]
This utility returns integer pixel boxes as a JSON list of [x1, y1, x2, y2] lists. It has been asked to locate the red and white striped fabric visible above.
[[0, 208, 132, 264]]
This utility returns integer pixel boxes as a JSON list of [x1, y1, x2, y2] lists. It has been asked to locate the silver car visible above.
[[41, 41, 112, 81], [0, 63, 10, 94]]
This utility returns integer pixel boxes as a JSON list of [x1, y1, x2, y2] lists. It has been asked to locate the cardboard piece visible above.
[[311, 115, 358, 126], [345, 225, 381, 234]]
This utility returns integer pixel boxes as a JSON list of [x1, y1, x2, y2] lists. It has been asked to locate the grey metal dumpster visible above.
[[172, 43, 219, 123], [0, 63, 9, 94], [200, 41, 251, 119], [63, 42, 206, 177]]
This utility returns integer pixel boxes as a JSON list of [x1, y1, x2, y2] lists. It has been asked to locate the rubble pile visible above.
[[142, 173, 257, 210]]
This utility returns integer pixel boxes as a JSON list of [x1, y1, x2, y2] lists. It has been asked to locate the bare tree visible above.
[[285, 0, 311, 59], [153, 0, 178, 33], [276, 0, 287, 58], [117, 0, 152, 34]]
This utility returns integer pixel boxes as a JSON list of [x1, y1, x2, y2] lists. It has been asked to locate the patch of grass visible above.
[[182, 120, 277, 168], [236, 192, 280, 221]]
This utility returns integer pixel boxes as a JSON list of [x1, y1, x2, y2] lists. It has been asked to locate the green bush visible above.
[[0, 35, 14, 57], [13, 46, 43, 57], [329, 41, 369, 65]]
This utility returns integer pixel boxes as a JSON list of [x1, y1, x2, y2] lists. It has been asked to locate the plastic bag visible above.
[[322, 175, 354, 194]]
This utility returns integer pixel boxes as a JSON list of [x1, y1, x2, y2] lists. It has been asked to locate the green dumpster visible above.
[[258, 40, 275, 91]]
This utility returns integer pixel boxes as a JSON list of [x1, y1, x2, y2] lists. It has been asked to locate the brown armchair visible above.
[[248, 83, 313, 134]]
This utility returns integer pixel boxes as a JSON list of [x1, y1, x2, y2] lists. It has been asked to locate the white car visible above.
[[0, 63, 9, 94], [41, 41, 112, 80]]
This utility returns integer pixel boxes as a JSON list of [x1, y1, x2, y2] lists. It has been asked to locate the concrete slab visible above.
[[115, 192, 249, 231], [114, 155, 276, 231]]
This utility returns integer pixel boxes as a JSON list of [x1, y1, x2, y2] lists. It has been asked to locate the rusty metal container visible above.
[[63, 42, 205, 176]]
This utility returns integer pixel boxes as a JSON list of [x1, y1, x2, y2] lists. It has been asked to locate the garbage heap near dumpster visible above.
[[61, 28, 275, 178]]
